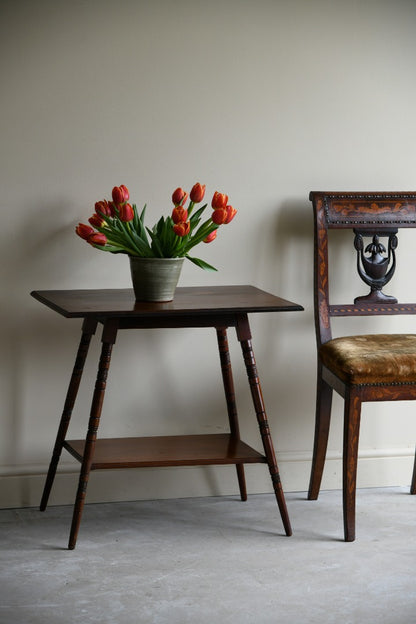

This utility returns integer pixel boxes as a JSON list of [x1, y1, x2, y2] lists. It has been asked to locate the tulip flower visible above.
[[118, 203, 134, 222], [120, 184, 129, 201], [76, 223, 95, 240], [112, 185, 129, 204], [203, 230, 217, 243], [212, 208, 228, 225], [224, 205, 237, 224], [89, 214, 105, 228], [211, 191, 228, 209], [172, 187, 187, 206], [95, 200, 113, 217], [88, 232, 107, 246], [172, 206, 188, 224], [173, 221, 191, 237], [190, 183, 206, 203]]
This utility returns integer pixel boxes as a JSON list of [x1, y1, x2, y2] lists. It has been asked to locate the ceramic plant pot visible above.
[[129, 256, 185, 302]]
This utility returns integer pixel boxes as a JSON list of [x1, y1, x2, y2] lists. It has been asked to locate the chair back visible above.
[[310, 192, 416, 347]]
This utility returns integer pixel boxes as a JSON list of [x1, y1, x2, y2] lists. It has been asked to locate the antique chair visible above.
[[308, 191, 416, 541]]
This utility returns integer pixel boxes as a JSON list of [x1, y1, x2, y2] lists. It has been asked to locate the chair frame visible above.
[[308, 191, 416, 541]]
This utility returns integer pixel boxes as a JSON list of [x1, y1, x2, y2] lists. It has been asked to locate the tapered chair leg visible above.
[[343, 391, 362, 542], [308, 372, 333, 500], [411, 445, 416, 495]]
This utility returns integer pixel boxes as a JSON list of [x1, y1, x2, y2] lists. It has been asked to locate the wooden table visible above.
[[31, 285, 303, 549]]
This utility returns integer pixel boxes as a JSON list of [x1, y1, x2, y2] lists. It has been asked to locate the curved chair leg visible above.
[[308, 373, 333, 500], [343, 391, 362, 542]]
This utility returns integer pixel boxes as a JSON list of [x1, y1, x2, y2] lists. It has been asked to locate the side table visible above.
[[31, 285, 303, 549]]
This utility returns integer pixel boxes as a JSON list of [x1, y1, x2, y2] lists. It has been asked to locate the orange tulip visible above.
[[212, 208, 228, 225], [190, 183, 206, 203], [172, 187, 187, 206], [173, 221, 191, 237], [203, 230, 217, 243], [211, 191, 228, 209], [172, 206, 188, 224], [224, 205, 237, 224]]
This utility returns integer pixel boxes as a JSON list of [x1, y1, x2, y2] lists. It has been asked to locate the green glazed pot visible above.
[[129, 256, 185, 302]]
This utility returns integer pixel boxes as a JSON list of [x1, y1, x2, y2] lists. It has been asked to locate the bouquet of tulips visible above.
[[76, 183, 237, 271]]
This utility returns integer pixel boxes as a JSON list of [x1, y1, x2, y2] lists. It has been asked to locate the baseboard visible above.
[[0, 448, 414, 509]]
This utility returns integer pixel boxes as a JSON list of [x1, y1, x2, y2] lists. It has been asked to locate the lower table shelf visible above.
[[63, 433, 267, 469]]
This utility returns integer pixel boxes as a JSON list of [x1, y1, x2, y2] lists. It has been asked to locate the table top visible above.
[[31, 285, 303, 319]]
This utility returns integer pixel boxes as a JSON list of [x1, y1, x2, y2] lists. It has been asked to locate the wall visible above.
[[2, 0, 416, 508]]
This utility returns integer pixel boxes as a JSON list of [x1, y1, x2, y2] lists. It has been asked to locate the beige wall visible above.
[[2, 0, 416, 508]]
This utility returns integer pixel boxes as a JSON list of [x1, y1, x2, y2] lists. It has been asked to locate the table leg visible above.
[[40, 318, 97, 512], [216, 328, 247, 501], [68, 319, 118, 550], [236, 314, 292, 536]]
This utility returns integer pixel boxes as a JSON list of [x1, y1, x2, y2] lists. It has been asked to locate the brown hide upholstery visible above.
[[320, 334, 416, 385]]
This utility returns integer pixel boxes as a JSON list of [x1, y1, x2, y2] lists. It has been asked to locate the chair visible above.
[[308, 191, 416, 541]]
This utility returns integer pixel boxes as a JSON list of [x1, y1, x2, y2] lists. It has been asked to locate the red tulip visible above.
[[76, 223, 95, 240], [88, 232, 107, 246], [211, 191, 228, 209], [173, 221, 191, 237], [212, 208, 228, 225], [203, 230, 217, 243], [95, 200, 112, 217], [224, 205, 237, 224], [172, 187, 187, 206], [120, 184, 130, 201], [112, 185, 128, 204], [190, 183, 206, 203], [172, 206, 188, 224], [118, 203, 134, 222], [89, 214, 104, 228]]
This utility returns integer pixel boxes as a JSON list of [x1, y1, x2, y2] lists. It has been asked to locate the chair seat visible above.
[[320, 334, 416, 385]]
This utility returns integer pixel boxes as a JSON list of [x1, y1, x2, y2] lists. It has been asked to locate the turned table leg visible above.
[[40, 318, 97, 512], [216, 327, 247, 501], [236, 314, 292, 536], [68, 319, 118, 550]]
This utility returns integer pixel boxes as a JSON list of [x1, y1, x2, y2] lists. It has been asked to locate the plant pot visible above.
[[129, 256, 185, 302]]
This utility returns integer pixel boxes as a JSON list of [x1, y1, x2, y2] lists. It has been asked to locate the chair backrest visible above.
[[310, 192, 416, 347]]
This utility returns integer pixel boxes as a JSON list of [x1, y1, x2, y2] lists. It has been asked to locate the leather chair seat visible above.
[[320, 334, 416, 385]]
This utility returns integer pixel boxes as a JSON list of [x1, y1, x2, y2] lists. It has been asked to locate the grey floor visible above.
[[1, 487, 415, 624]]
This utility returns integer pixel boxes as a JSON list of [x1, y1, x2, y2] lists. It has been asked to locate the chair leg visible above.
[[411, 446, 416, 495], [343, 391, 362, 542], [308, 373, 333, 500]]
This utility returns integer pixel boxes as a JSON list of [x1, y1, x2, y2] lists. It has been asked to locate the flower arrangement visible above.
[[76, 183, 237, 271]]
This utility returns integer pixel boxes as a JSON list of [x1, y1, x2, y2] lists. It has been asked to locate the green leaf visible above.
[[186, 255, 218, 271]]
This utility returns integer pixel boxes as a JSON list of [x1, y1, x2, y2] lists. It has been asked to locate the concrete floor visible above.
[[1, 487, 415, 624]]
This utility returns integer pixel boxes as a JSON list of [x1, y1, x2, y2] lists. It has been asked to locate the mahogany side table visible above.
[[31, 285, 303, 549]]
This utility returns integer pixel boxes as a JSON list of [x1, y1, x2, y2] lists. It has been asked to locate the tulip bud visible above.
[[118, 203, 134, 222], [190, 183, 206, 203], [88, 232, 107, 246], [112, 186, 125, 204], [211, 191, 228, 209], [95, 200, 112, 217], [89, 214, 105, 228], [224, 205, 237, 224], [212, 208, 228, 225], [172, 206, 188, 224], [173, 221, 191, 237], [76, 223, 95, 240], [120, 184, 130, 201], [172, 187, 187, 206], [203, 230, 217, 243]]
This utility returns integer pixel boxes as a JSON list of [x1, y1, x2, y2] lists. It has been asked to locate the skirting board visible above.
[[0, 448, 414, 509]]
